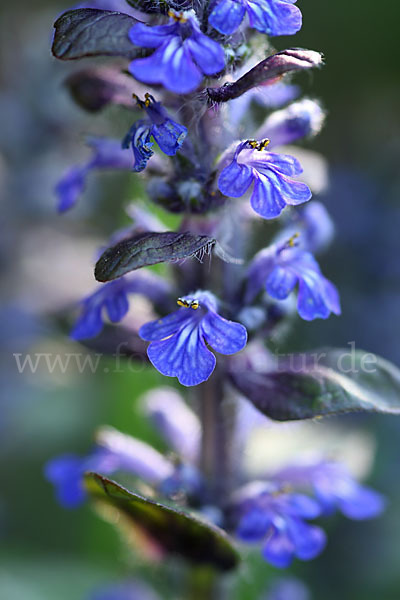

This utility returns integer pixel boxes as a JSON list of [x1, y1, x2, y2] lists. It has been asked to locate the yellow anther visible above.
[[287, 232, 300, 248], [177, 298, 200, 310], [168, 9, 187, 23], [247, 139, 270, 151]]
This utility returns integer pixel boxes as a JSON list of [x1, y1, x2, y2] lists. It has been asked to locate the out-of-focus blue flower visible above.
[[89, 579, 160, 600], [142, 387, 200, 462], [129, 10, 225, 94], [235, 481, 326, 568], [55, 137, 132, 212], [71, 272, 171, 340], [218, 140, 311, 219], [44, 449, 119, 509], [123, 94, 187, 172], [275, 461, 386, 520], [139, 291, 247, 386], [272, 201, 334, 256], [44, 428, 174, 509], [246, 239, 341, 320], [266, 577, 311, 600], [256, 99, 325, 148], [209, 0, 302, 37]]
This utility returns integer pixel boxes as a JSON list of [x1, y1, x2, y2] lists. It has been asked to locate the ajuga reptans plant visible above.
[[47, 0, 400, 596]]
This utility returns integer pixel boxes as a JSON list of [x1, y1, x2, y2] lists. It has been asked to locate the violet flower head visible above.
[[246, 237, 341, 320], [218, 140, 311, 219], [71, 272, 171, 340], [55, 137, 132, 212], [129, 10, 225, 94], [139, 291, 247, 386], [123, 94, 187, 172], [276, 461, 386, 520], [235, 482, 326, 568], [209, 0, 302, 37]]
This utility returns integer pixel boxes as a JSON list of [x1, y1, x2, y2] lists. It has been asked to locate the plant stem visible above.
[[198, 364, 235, 506]]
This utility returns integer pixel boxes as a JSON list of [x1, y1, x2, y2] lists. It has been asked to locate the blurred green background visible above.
[[1, 0, 400, 598]]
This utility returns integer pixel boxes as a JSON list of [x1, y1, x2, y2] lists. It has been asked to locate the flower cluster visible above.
[[47, 0, 389, 586]]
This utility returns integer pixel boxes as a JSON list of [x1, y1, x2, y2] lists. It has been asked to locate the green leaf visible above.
[[95, 232, 216, 282], [230, 347, 400, 421], [85, 472, 240, 571], [52, 9, 142, 61]]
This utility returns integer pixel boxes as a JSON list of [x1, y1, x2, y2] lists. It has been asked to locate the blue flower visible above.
[[256, 99, 325, 148], [123, 94, 187, 172], [235, 482, 326, 568], [209, 0, 302, 37], [246, 239, 341, 321], [139, 291, 248, 386], [71, 272, 171, 340], [313, 463, 386, 519], [218, 140, 311, 219], [55, 137, 132, 212], [129, 10, 225, 94], [276, 461, 386, 520], [44, 428, 174, 509], [44, 449, 118, 509]]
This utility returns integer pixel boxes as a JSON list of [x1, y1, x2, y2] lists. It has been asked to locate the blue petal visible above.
[[139, 309, 194, 341], [337, 486, 386, 520], [130, 38, 203, 94], [254, 152, 303, 177], [209, 0, 246, 35], [185, 31, 226, 75], [129, 22, 178, 48], [55, 165, 89, 213], [152, 119, 187, 156], [266, 265, 297, 299], [44, 454, 86, 509], [287, 517, 326, 561], [246, 0, 302, 36], [250, 172, 287, 218], [297, 272, 340, 321], [262, 527, 295, 568], [71, 304, 103, 340], [283, 493, 322, 519], [201, 311, 247, 355], [218, 160, 254, 197], [237, 508, 271, 542], [124, 121, 154, 173], [146, 324, 216, 386], [104, 289, 129, 323]]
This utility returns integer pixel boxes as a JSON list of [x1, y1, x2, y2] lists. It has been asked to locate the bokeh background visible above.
[[1, 0, 400, 598]]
